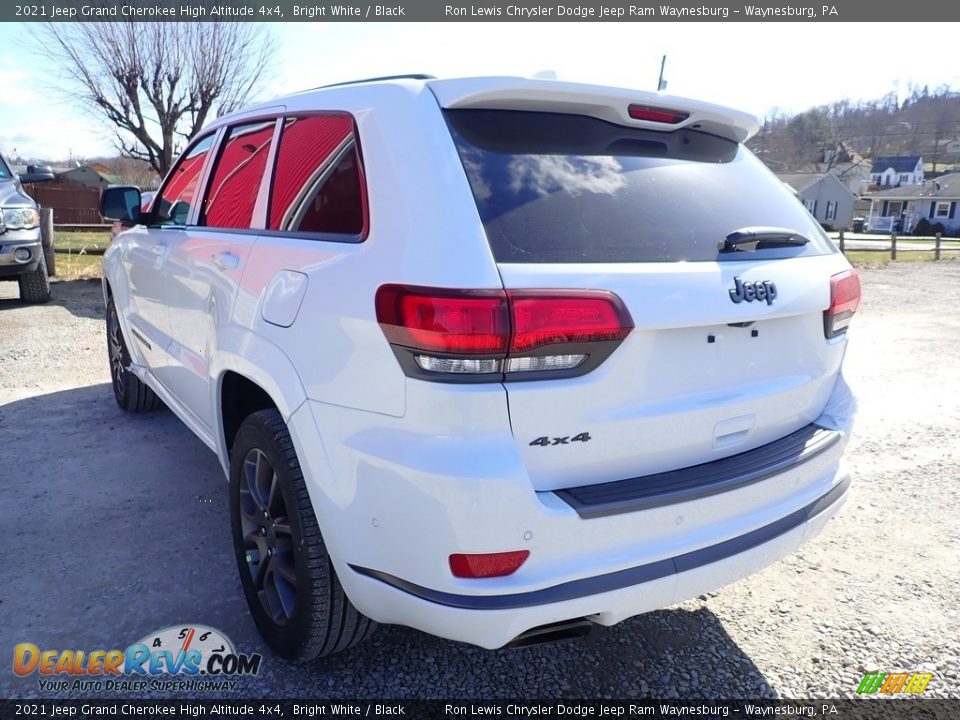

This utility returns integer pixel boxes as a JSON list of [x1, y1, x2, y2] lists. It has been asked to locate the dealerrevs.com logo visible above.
[[13, 625, 263, 693]]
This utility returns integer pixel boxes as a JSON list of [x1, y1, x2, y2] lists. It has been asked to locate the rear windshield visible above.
[[445, 109, 835, 263]]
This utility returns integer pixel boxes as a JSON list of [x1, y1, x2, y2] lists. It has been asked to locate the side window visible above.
[[201, 120, 276, 229], [268, 114, 367, 238], [153, 135, 215, 226]]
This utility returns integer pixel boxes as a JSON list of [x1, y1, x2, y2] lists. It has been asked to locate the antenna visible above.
[[657, 55, 668, 91]]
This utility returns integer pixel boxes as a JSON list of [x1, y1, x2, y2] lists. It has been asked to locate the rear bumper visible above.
[[340, 475, 848, 648], [287, 374, 855, 649], [351, 476, 847, 612]]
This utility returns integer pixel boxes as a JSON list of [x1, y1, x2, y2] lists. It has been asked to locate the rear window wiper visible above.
[[719, 227, 809, 253]]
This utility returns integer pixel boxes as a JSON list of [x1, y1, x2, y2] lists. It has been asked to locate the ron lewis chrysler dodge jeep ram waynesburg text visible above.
[[100, 75, 860, 660]]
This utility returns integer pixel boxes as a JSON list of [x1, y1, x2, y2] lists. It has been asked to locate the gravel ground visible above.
[[1, 263, 958, 700]]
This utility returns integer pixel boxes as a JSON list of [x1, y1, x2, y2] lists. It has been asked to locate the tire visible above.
[[18, 259, 51, 304], [106, 297, 163, 412], [229, 409, 376, 661]]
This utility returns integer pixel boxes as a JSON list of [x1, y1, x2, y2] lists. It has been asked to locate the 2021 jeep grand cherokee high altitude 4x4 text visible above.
[[100, 75, 860, 660]]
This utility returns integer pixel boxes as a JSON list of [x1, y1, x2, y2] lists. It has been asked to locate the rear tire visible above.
[[18, 259, 51, 304], [229, 409, 376, 661], [106, 297, 163, 412]]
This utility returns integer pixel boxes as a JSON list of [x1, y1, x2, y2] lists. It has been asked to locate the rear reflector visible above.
[[824, 270, 861, 338], [376, 285, 633, 382], [628, 104, 690, 124], [449, 550, 530, 578]]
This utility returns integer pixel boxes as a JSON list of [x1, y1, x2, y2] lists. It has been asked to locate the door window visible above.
[[153, 135, 215, 226], [201, 120, 277, 229]]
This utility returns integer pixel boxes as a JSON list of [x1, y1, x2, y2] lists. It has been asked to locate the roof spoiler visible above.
[[428, 76, 759, 143]]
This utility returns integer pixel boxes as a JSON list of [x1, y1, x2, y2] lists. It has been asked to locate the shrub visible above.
[[917, 219, 948, 236]]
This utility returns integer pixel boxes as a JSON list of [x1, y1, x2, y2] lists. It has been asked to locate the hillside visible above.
[[748, 85, 960, 174]]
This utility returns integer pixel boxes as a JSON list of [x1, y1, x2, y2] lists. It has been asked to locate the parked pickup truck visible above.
[[0, 159, 54, 303]]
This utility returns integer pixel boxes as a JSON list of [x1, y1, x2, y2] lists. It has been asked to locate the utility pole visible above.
[[657, 55, 667, 91]]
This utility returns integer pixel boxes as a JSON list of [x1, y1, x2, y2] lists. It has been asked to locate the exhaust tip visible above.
[[506, 618, 595, 648]]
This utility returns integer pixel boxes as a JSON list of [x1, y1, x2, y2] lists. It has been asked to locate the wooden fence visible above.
[[24, 183, 101, 224], [837, 231, 960, 261]]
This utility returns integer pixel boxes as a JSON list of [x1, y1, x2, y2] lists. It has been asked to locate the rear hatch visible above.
[[434, 80, 851, 492]]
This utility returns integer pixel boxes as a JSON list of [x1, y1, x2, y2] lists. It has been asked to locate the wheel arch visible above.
[[211, 328, 309, 474]]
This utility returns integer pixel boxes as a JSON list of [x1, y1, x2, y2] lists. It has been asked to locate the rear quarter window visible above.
[[268, 114, 368, 240], [445, 109, 835, 263]]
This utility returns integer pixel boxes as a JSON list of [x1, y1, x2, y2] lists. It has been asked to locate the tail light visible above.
[[824, 270, 861, 338], [375, 285, 633, 382], [449, 551, 529, 578]]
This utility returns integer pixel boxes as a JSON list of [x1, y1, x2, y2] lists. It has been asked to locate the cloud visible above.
[[0, 114, 107, 160]]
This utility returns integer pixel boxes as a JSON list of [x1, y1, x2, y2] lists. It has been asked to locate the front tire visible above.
[[106, 297, 162, 412], [229, 409, 376, 661], [18, 259, 51, 304]]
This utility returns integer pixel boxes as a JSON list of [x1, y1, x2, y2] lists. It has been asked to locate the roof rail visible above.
[[307, 74, 436, 91]]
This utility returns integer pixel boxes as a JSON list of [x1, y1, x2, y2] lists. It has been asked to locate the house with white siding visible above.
[[864, 173, 960, 234], [870, 156, 923, 187]]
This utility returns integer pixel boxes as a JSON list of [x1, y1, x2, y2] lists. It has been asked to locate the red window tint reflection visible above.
[[155, 134, 215, 226], [269, 114, 367, 237], [203, 121, 276, 229], [295, 148, 365, 235]]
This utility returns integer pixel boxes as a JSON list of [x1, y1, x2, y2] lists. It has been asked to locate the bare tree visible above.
[[34, 22, 275, 176], [95, 155, 163, 189]]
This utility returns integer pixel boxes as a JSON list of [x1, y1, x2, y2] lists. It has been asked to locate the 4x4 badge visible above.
[[729, 276, 777, 305]]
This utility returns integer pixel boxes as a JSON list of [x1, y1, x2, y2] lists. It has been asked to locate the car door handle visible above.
[[213, 252, 241, 270]]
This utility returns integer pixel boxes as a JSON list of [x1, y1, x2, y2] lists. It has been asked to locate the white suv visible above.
[[100, 75, 860, 660]]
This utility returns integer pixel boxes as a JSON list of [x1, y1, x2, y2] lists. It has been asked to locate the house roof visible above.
[[776, 173, 822, 192], [775, 172, 856, 200], [865, 173, 960, 199], [870, 156, 921, 173]]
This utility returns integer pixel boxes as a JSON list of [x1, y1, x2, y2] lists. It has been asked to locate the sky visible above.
[[1, 21, 958, 160]]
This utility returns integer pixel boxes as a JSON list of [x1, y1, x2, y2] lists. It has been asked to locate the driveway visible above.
[[1, 265, 958, 699]]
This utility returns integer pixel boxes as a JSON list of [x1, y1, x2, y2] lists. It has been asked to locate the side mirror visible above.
[[19, 165, 55, 184], [101, 185, 142, 226]]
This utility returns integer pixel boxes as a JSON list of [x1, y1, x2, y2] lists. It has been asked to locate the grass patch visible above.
[[53, 252, 102, 280], [845, 251, 960, 263], [54, 230, 112, 252]]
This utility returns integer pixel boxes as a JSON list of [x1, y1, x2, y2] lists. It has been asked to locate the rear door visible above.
[[444, 108, 850, 492]]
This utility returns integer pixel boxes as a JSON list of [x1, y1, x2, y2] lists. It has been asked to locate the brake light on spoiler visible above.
[[375, 285, 633, 382], [628, 104, 690, 124]]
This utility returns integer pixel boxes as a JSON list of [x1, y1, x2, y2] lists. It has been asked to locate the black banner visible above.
[[0, 700, 956, 720], [5, 0, 960, 23]]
